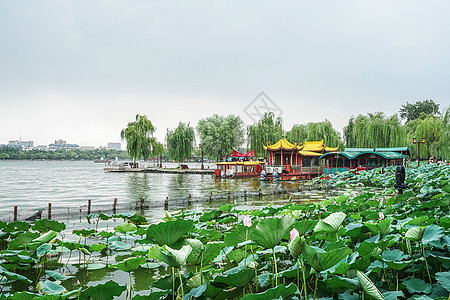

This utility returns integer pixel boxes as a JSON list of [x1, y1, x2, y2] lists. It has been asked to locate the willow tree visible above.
[[166, 122, 195, 163], [435, 107, 450, 160], [344, 112, 406, 148], [407, 114, 443, 160], [197, 114, 244, 161], [247, 112, 284, 158], [120, 114, 158, 166], [286, 119, 344, 149]]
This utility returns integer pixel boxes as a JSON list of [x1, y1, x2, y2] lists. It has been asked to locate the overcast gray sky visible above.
[[1, 1, 449, 147]]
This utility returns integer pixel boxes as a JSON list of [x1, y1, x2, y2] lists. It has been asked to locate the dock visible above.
[[104, 166, 214, 175]]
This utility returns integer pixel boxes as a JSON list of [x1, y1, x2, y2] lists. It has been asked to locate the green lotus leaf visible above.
[[45, 270, 72, 281], [141, 262, 160, 269], [32, 219, 66, 233], [98, 231, 115, 239], [146, 219, 195, 246], [89, 243, 106, 252], [199, 210, 221, 222], [184, 283, 207, 299], [403, 278, 432, 294], [8, 231, 40, 250], [73, 229, 96, 237], [129, 214, 147, 225], [115, 222, 137, 233], [356, 271, 384, 300], [79, 280, 127, 300], [422, 224, 444, 245], [326, 275, 359, 290], [404, 227, 425, 241], [4, 221, 30, 233], [303, 243, 352, 272], [241, 283, 299, 299], [288, 235, 303, 259], [182, 239, 203, 265], [86, 263, 107, 270], [33, 231, 57, 244], [314, 212, 347, 233], [148, 245, 192, 268], [212, 267, 255, 288], [201, 243, 221, 264], [381, 249, 407, 262], [0, 266, 32, 283], [294, 220, 317, 235], [382, 290, 404, 300], [224, 224, 255, 247], [251, 215, 295, 249], [109, 241, 131, 251], [435, 271, 450, 292], [36, 243, 52, 258], [36, 280, 67, 295], [109, 257, 146, 272]]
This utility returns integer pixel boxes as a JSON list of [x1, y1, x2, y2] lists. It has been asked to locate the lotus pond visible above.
[[1, 164, 449, 299]]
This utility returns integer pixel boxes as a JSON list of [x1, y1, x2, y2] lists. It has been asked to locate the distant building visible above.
[[8, 140, 34, 149], [54, 139, 66, 145], [108, 142, 121, 151], [36, 145, 48, 150], [80, 146, 95, 151], [48, 139, 79, 150]]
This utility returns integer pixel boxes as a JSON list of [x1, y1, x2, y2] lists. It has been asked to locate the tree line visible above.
[[121, 100, 450, 163], [0, 147, 129, 161]]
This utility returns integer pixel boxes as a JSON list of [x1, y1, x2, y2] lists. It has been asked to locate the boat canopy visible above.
[[217, 161, 265, 166]]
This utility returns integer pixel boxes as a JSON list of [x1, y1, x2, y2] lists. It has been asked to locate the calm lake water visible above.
[[0, 160, 341, 222], [1, 160, 351, 298]]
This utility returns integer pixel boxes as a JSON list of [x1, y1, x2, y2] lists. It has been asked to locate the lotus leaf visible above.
[[314, 212, 347, 233], [36, 280, 67, 295], [251, 215, 294, 249], [241, 283, 299, 299], [146, 219, 194, 246], [115, 222, 137, 233], [356, 271, 384, 300], [79, 280, 127, 300]]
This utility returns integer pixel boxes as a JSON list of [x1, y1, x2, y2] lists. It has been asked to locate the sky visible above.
[[1, 1, 449, 148]]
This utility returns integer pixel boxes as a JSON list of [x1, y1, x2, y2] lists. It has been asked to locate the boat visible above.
[[214, 161, 265, 178], [259, 138, 338, 181], [214, 150, 265, 178], [94, 157, 111, 163]]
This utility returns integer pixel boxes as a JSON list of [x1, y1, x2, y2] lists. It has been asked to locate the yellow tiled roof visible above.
[[298, 150, 323, 157], [298, 140, 339, 155], [263, 139, 298, 151]]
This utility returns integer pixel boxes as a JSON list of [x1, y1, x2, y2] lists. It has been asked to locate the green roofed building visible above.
[[320, 147, 410, 175]]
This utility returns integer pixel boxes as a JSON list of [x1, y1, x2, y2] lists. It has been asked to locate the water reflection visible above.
[[126, 174, 151, 202]]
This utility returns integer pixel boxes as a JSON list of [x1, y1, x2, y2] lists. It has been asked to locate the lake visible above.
[[0, 160, 340, 222]]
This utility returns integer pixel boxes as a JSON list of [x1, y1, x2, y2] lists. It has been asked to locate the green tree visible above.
[[247, 112, 284, 158], [407, 114, 443, 160], [166, 122, 195, 163], [343, 112, 406, 148], [286, 119, 344, 148], [197, 114, 245, 161], [399, 99, 440, 123], [435, 106, 450, 160], [120, 114, 157, 165]]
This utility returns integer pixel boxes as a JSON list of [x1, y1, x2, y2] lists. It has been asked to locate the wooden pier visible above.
[[104, 166, 214, 175]]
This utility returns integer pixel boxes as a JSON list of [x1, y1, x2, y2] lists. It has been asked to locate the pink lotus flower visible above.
[[290, 228, 299, 240], [352, 192, 357, 197], [77, 279, 80, 286], [243, 214, 252, 227], [378, 212, 384, 220]]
